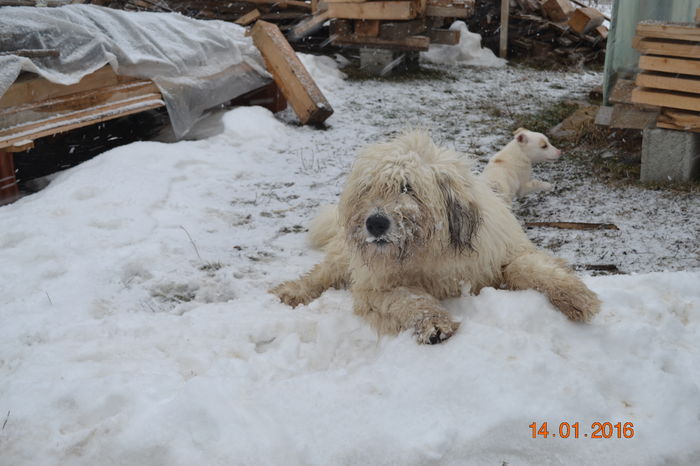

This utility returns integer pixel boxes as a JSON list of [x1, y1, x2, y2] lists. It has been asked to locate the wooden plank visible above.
[[332, 33, 430, 50], [379, 19, 426, 40], [541, 0, 574, 22], [425, 4, 469, 17], [288, 11, 331, 40], [568, 7, 604, 35], [355, 19, 381, 37], [0, 150, 20, 206], [632, 36, 700, 59], [0, 66, 136, 108], [428, 28, 460, 45], [609, 79, 636, 104], [251, 21, 332, 125], [499, 0, 509, 58], [609, 103, 659, 129], [1, 80, 159, 119], [636, 72, 700, 95], [326, 1, 416, 20], [235, 9, 261, 25], [244, 0, 311, 10], [636, 22, 700, 42], [525, 222, 619, 230], [631, 88, 700, 112], [638, 55, 700, 77], [0, 97, 164, 150], [657, 108, 700, 132]]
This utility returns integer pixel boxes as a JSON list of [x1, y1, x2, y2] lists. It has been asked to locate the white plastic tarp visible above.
[[0, 5, 271, 137]]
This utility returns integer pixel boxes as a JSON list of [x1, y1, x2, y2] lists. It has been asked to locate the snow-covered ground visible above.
[[1, 53, 699, 465]]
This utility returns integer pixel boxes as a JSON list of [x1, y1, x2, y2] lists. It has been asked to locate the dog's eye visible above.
[[541, 143, 548, 148], [401, 183, 412, 193]]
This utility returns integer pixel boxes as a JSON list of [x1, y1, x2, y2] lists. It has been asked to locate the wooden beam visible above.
[[251, 20, 333, 125], [636, 72, 700, 95], [355, 19, 381, 37], [332, 33, 430, 51], [0, 150, 20, 206], [568, 7, 604, 35], [0, 95, 165, 149], [632, 36, 700, 59], [425, 4, 470, 17], [638, 55, 700, 77], [631, 88, 700, 112], [325, 1, 417, 20], [288, 11, 331, 40], [540, 0, 574, 22], [235, 9, 261, 26], [636, 22, 700, 42], [0, 66, 136, 108], [499, 0, 509, 58], [657, 108, 700, 133], [428, 28, 460, 45], [525, 221, 619, 230], [379, 19, 426, 40]]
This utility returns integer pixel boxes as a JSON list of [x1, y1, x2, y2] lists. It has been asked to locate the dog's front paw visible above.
[[552, 286, 601, 322], [540, 181, 553, 191], [414, 313, 460, 344], [270, 281, 312, 308]]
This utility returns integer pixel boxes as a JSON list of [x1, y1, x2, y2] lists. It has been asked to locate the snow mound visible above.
[[297, 53, 347, 98], [421, 21, 507, 68]]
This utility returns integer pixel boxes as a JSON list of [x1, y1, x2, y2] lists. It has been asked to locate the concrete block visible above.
[[359, 49, 419, 76], [641, 128, 700, 183]]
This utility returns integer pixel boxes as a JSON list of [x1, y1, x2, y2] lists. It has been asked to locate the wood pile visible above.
[[315, 0, 476, 52], [468, 0, 608, 66], [630, 19, 700, 133]]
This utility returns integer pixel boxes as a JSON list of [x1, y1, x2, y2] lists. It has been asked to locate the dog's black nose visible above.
[[366, 214, 390, 237]]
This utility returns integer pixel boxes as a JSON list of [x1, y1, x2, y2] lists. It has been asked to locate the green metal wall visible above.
[[602, 0, 700, 104]]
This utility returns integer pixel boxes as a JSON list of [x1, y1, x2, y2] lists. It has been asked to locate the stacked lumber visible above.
[[631, 21, 700, 133], [467, 0, 608, 66], [310, 0, 475, 52], [86, 0, 312, 27]]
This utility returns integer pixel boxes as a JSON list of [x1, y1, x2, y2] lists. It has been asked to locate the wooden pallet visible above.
[[630, 20, 700, 133]]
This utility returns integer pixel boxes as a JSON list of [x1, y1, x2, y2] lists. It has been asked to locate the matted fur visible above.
[[272, 130, 599, 344]]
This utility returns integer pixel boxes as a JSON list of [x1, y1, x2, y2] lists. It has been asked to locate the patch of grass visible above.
[[510, 100, 581, 137], [199, 262, 224, 272], [341, 63, 456, 82]]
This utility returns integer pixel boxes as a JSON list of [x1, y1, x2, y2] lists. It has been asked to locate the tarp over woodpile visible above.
[[0, 5, 270, 136]]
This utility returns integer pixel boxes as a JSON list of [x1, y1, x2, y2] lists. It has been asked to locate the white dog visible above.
[[481, 128, 561, 205], [272, 131, 599, 344]]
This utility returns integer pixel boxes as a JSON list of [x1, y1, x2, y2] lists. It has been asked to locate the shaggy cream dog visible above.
[[481, 128, 561, 205], [272, 131, 599, 344]]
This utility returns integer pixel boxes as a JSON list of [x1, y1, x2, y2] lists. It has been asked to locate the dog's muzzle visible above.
[[366, 213, 390, 238]]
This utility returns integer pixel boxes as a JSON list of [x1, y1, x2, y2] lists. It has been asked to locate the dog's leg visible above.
[[522, 179, 553, 193], [502, 251, 600, 321], [353, 287, 459, 344], [271, 254, 349, 307]]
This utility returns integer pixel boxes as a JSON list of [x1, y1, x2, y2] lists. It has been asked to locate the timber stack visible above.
[[468, 0, 608, 66], [630, 16, 700, 133]]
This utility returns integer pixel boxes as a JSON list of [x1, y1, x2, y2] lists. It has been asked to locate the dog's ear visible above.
[[516, 132, 528, 144], [438, 175, 481, 251], [513, 127, 527, 135]]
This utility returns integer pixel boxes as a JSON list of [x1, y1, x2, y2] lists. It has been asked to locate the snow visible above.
[[1, 54, 699, 465], [421, 22, 506, 68]]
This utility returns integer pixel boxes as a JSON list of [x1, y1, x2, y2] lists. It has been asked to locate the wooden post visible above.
[[499, 0, 509, 58], [0, 150, 20, 206]]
